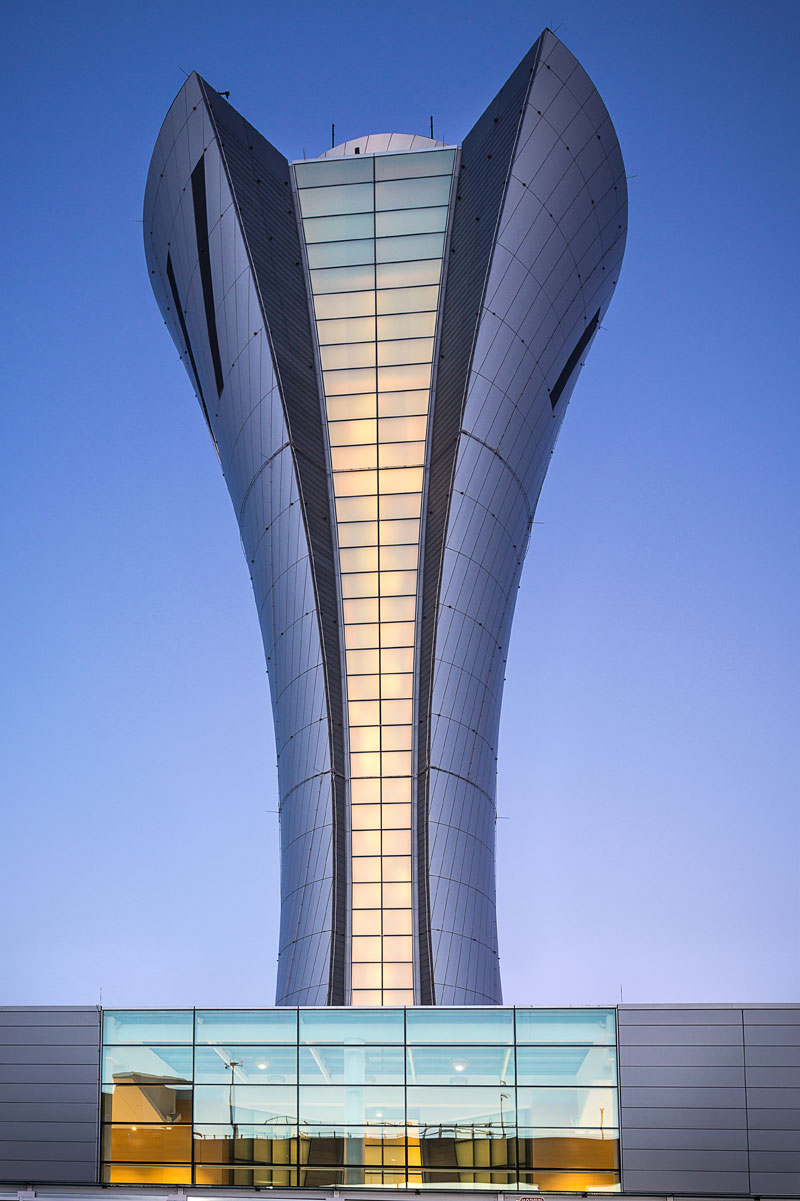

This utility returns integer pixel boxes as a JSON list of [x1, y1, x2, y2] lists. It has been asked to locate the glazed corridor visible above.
[[101, 1007, 619, 1190]]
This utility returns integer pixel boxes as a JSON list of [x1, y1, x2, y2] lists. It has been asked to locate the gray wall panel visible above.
[[623, 1149, 750, 1172], [0, 1007, 98, 1186], [620, 1043, 745, 1067], [621, 1127, 749, 1151], [623, 1170, 751, 1192], [0, 1066, 98, 1085], [621, 1023, 744, 1045], [621, 1106, 748, 1129], [750, 1173, 800, 1194], [619, 1004, 800, 1196], [621, 1066, 745, 1087]]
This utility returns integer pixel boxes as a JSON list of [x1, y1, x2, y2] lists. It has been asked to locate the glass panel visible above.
[[194, 1045, 298, 1084], [519, 1169, 621, 1191], [379, 415, 428, 442], [195, 1165, 297, 1186], [318, 316, 376, 345], [302, 211, 375, 243], [331, 444, 377, 472], [329, 418, 377, 446], [327, 393, 378, 420], [195, 1009, 297, 1043], [311, 263, 374, 294], [377, 337, 434, 366], [102, 1164, 192, 1184], [298, 1124, 406, 1164], [377, 285, 439, 315], [103, 1010, 193, 1045], [516, 1045, 617, 1087], [295, 157, 374, 187], [517, 1128, 619, 1171], [375, 175, 453, 209], [338, 520, 379, 547], [515, 1008, 616, 1046], [415, 1129, 514, 1170], [405, 1008, 514, 1044], [298, 182, 374, 217], [377, 233, 445, 264], [516, 1087, 618, 1128], [336, 495, 378, 522], [377, 362, 431, 391], [406, 1046, 515, 1086], [299, 1085, 405, 1124], [406, 1086, 516, 1128], [343, 598, 379, 624], [321, 341, 375, 370], [298, 1046, 405, 1085], [379, 492, 422, 519], [299, 1008, 405, 1044], [193, 1084, 297, 1125], [194, 1123, 297, 1157], [377, 313, 437, 341], [376, 259, 441, 289], [102, 1083, 192, 1124], [376, 206, 449, 237], [324, 366, 375, 395], [102, 1046, 192, 1084], [379, 389, 429, 416], [381, 803, 412, 829], [374, 149, 456, 180], [307, 238, 374, 269], [378, 441, 425, 468], [314, 290, 376, 319], [345, 623, 380, 649], [102, 1123, 191, 1163]]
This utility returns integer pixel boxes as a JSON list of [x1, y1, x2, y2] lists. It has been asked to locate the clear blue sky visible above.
[[1, 0, 798, 1008]]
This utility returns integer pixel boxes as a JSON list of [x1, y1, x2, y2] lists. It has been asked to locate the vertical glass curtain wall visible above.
[[293, 149, 457, 1006], [101, 1007, 620, 1190]]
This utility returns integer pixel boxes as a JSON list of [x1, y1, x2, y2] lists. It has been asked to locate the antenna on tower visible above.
[[430, 115, 434, 139], [331, 123, 335, 149]]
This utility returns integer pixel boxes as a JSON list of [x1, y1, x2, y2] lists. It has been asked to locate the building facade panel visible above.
[[0, 1007, 100, 1184], [425, 30, 626, 1004]]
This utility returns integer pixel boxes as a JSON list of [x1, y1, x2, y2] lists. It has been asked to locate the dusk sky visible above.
[[2, 0, 798, 1009]]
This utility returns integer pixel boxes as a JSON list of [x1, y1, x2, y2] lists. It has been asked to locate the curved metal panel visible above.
[[144, 75, 338, 1006], [424, 31, 628, 1003]]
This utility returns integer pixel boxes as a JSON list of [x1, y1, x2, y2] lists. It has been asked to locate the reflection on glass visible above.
[[103, 1010, 193, 1045], [193, 1084, 297, 1125], [102, 1083, 192, 1125], [102, 1124, 191, 1163], [406, 1086, 516, 1129], [298, 1007, 404, 1044], [193, 1124, 297, 1165], [515, 1045, 617, 1087], [406, 1045, 515, 1086], [299, 1045, 404, 1085], [517, 1128, 620, 1171], [102, 1045, 192, 1084], [195, 1009, 297, 1044], [296, 146, 456, 1006], [194, 1045, 297, 1084], [299, 1085, 405, 1125], [405, 1008, 514, 1045], [516, 1087, 618, 1129], [515, 1008, 616, 1046]]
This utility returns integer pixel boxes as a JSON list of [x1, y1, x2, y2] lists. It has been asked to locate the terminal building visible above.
[[2, 31, 797, 1201]]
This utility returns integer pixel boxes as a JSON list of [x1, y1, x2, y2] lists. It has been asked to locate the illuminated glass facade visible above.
[[295, 150, 456, 1006], [143, 30, 627, 1005], [101, 1007, 619, 1190]]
